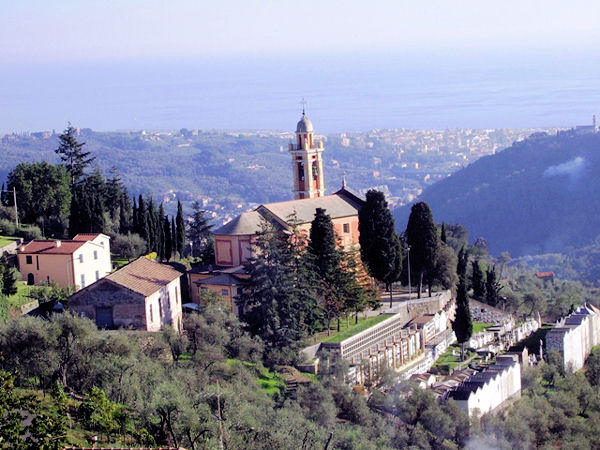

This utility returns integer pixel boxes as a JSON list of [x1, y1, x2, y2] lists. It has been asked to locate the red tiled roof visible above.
[[18, 240, 87, 255], [535, 271, 554, 278], [72, 233, 103, 241], [105, 257, 182, 297]]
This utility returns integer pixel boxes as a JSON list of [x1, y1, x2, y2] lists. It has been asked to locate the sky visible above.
[[1, 0, 600, 63]]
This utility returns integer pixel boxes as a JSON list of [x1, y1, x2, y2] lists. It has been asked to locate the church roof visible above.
[[213, 210, 264, 236], [259, 193, 360, 225], [213, 192, 362, 237], [296, 113, 314, 133]]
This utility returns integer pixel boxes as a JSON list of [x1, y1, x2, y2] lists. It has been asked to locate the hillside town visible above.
[[0, 113, 590, 434]]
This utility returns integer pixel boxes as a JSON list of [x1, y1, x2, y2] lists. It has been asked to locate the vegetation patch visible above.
[[472, 322, 494, 334], [320, 314, 391, 343], [0, 235, 19, 248]]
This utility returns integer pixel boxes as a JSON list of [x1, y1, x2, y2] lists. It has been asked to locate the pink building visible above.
[[16, 233, 111, 290]]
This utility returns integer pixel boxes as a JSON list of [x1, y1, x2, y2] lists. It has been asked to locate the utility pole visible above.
[[13, 187, 18, 227]]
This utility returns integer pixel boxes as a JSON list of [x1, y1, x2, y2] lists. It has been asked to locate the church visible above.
[[189, 111, 364, 312]]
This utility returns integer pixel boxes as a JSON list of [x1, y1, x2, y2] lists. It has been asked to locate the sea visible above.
[[1, 49, 599, 134]]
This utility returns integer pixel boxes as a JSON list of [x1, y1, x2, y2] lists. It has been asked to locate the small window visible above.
[[26, 255, 32, 264], [79, 254, 83, 263], [200, 286, 208, 291], [343, 223, 350, 233], [236, 287, 243, 295], [221, 289, 228, 296], [150, 305, 154, 323], [80, 274, 85, 288], [93, 250, 98, 260], [95, 270, 100, 281]]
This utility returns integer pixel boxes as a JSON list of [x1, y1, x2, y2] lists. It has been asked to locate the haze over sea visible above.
[[1, 50, 599, 134]]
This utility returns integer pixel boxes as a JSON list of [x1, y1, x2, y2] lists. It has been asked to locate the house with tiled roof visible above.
[[16, 233, 111, 290], [69, 256, 183, 331]]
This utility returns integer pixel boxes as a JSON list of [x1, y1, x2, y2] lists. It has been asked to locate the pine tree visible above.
[[239, 221, 320, 365], [175, 201, 186, 257], [471, 260, 486, 298], [405, 202, 438, 298], [55, 123, 95, 185], [358, 190, 402, 306], [0, 254, 18, 296]]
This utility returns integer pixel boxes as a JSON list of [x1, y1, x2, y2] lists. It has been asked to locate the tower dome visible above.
[[296, 113, 314, 133]]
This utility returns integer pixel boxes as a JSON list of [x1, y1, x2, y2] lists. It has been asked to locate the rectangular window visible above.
[[343, 223, 350, 233], [80, 274, 85, 288], [221, 288, 228, 296], [175, 287, 179, 306], [200, 286, 208, 291], [36, 255, 39, 270], [26, 255, 32, 264], [93, 250, 98, 260], [95, 270, 99, 281], [79, 254, 83, 263], [150, 305, 153, 323]]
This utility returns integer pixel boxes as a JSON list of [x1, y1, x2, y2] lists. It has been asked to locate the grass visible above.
[[320, 314, 391, 343], [433, 344, 478, 372], [0, 235, 20, 248], [257, 367, 285, 396], [5, 282, 36, 309], [112, 257, 130, 269], [225, 359, 286, 396], [472, 322, 494, 334]]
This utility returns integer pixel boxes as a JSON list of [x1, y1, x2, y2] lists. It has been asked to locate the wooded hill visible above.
[[394, 131, 600, 257]]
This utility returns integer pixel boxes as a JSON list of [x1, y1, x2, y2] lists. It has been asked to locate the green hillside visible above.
[[394, 131, 600, 257]]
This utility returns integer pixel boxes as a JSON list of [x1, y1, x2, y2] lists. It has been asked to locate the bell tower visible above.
[[288, 108, 325, 199]]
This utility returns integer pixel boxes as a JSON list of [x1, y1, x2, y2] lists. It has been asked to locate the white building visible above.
[[546, 305, 600, 372], [445, 355, 521, 417]]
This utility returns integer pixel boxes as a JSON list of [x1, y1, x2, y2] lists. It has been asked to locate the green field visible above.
[[472, 322, 493, 334], [320, 314, 391, 343], [0, 235, 20, 248], [433, 344, 478, 372]]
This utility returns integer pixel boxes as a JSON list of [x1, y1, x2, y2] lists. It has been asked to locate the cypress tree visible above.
[[119, 190, 132, 235], [308, 208, 343, 333], [440, 223, 447, 244], [176, 200, 186, 257], [171, 217, 177, 258], [452, 279, 472, 360], [405, 201, 438, 298], [358, 190, 402, 306], [157, 203, 166, 260], [137, 195, 146, 239], [471, 260, 486, 298], [131, 197, 138, 235], [485, 266, 503, 307], [164, 216, 172, 261]]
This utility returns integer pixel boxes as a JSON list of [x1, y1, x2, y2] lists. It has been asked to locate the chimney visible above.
[[56, 240, 61, 247]]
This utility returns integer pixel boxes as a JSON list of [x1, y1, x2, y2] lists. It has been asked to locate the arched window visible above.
[[298, 162, 305, 181], [27, 273, 34, 285]]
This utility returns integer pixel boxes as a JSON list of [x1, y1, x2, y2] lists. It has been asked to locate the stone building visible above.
[[16, 233, 111, 290], [546, 304, 600, 372], [69, 257, 183, 332]]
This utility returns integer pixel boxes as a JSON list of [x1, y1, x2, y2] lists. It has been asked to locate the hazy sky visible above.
[[2, 0, 599, 63]]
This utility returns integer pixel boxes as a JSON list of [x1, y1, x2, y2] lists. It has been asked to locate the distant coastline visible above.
[[1, 50, 599, 134]]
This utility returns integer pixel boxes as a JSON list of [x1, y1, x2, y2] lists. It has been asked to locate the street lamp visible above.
[[406, 245, 411, 300]]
